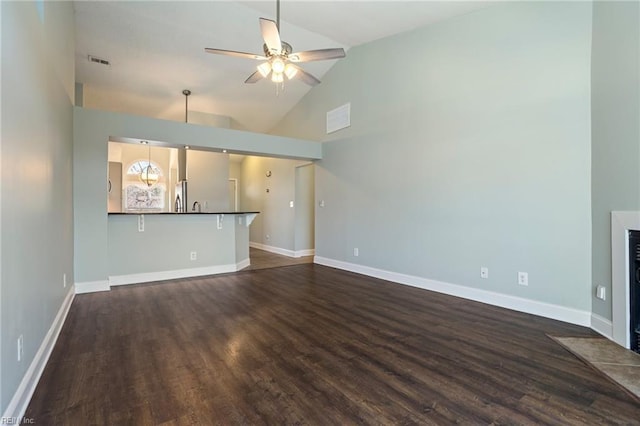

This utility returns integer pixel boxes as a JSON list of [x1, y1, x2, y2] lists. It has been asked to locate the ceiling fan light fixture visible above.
[[204, 0, 345, 88], [271, 57, 285, 74], [257, 62, 272, 78], [271, 72, 284, 83], [284, 63, 298, 80]]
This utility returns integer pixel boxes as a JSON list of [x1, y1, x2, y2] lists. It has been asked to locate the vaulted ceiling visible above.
[[75, 1, 492, 133]]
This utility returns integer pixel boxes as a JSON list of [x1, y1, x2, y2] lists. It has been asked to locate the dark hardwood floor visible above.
[[244, 247, 313, 271], [26, 264, 640, 424]]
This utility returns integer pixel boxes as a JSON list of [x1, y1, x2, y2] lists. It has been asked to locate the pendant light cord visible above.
[[147, 143, 152, 186], [182, 89, 191, 123]]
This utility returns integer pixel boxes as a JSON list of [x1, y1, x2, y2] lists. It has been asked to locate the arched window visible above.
[[124, 160, 166, 211]]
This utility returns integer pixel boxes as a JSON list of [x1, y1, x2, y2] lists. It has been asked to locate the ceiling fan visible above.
[[204, 0, 345, 87]]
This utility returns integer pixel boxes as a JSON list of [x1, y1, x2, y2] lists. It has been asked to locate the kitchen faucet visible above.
[[192, 201, 201, 213]]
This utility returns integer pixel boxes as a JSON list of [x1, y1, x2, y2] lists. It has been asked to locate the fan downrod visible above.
[[263, 41, 292, 58]]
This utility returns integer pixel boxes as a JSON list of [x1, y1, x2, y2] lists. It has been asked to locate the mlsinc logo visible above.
[[1, 418, 34, 425]]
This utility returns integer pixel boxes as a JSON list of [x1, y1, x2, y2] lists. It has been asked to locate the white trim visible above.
[[228, 178, 238, 212], [250, 242, 315, 258], [591, 313, 613, 339], [109, 263, 240, 286], [2, 286, 75, 421], [295, 249, 315, 257], [75, 261, 252, 294], [236, 258, 250, 271], [75, 280, 110, 294], [314, 256, 591, 327], [250, 242, 296, 258], [611, 211, 640, 348]]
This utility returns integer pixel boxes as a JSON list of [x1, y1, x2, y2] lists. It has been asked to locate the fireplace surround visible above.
[[611, 211, 640, 349]]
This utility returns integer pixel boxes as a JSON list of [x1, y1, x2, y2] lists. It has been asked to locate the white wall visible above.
[[272, 2, 593, 315], [1, 1, 75, 414], [84, 85, 233, 128]]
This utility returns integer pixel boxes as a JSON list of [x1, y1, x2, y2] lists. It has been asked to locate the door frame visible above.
[[228, 178, 238, 211]]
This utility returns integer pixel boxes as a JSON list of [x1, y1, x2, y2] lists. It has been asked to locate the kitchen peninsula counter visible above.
[[108, 211, 259, 215], [103, 211, 259, 291]]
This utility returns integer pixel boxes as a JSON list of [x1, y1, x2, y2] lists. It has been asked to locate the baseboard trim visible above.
[[591, 313, 613, 339], [250, 242, 295, 257], [250, 242, 314, 258], [236, 258, 251, 271], [75, 280, 110, 294], [109, 263, 240, 286], [314, 256, 591, 327], [2, 286, 75, 421]]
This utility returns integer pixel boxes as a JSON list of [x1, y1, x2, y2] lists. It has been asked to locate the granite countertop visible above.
[[108, 211, 259, 215]]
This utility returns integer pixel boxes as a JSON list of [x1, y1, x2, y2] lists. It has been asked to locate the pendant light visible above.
[[139, 141, 158, 187]]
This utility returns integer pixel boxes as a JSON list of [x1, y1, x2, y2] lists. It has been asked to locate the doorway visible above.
[[228, 178, 237, 211], [294, 163, 315, 256]]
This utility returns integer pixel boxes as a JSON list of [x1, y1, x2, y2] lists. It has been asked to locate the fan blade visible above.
[[244, 71, 263, 84], [288, 48, 346, 63], [205, 48, 266, 60], [290, 65, 321, 86], [259, 18, 282, 54]]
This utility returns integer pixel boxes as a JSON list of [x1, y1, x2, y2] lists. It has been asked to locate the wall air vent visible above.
[[326, 102, 351, 134], [88, 55, 110, 66]]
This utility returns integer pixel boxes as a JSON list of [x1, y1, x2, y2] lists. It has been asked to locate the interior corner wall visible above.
[[271, 2, 593, 314], [240, 156, 309, 252], [590, 1, 640, 321], [1, 1, 75, 414]]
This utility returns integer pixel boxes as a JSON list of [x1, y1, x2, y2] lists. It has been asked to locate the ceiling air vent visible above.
[[88, 55, 110, 66]]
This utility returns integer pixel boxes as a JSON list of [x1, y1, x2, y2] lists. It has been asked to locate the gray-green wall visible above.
[[272, 2, 593, 311], [1, 1, 75, 413], [108, 215, 242, 277], [591, 1, 640, 320], [73, 108, 321, 286]]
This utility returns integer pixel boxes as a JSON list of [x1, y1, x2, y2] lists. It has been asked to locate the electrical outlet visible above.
[[17, 335, 23, 362], [63, 273, 67, 288], [353, 248, 359, 257], [266, 234, 270, 240], [518, 272, 528, 286], [290, 201, 294, 208], [480, 267, 489, 279], [319, 200, 325, 208], [190, 251, 197, 261], [138, 214, 144, 232]]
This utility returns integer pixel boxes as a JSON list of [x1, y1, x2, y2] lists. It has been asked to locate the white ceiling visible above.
[[75, 1, 492, 133]]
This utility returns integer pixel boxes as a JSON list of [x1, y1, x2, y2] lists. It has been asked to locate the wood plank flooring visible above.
[[244, 247, 313, 271], [26, 264, 640, 424]]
